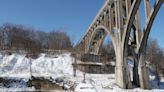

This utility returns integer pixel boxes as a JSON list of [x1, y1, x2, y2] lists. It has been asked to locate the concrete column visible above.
[[144, 0, 151, 19], [115, 0, 124, 88], [138, 0, 163, 89], [104, 12, 107, 27], [110, 7, 113, 32], [138, 51, 151, 89], [115, 43, 132, 89], [84, 37, 88, 53], [114, 0, 132, 89], [125, 0, 131, 17], [100, 17, 103, 25], [135, 11, 141, 48], [114, 0, 118, 29], [117, 0, 124, 39]]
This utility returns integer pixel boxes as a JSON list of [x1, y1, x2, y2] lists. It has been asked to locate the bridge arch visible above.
[[87, 25, 116, 54], [121, 0, 163, 89]]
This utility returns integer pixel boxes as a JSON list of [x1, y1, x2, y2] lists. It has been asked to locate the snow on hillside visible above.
[[0, 52, 164, 92], [0, 53, 73, 79], [31, 53, 74, 78]]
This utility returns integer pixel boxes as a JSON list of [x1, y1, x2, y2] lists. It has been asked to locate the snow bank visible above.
[[31, 53, 73, 78], [0, 53, 73, 79]]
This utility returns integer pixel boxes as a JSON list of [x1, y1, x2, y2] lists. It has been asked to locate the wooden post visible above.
[[73, 55, 77, 77]]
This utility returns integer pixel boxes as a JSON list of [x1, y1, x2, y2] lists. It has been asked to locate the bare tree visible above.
[[0, 23, 73, 54], [48, 31, 72, 50], [146, 38, 164, 86], [100, 40, 115, 61]]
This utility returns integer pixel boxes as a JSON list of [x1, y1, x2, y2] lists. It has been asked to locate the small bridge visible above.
[[76, 0, 163, 89]]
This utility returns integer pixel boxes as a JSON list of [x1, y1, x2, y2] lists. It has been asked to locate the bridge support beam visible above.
[[115, 45, 132, 89], [138, 0, 163, 89], [138, 52, 151, 89], [114, 0, 132, 89]]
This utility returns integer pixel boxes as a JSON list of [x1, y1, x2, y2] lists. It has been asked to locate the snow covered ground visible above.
[[0, 52, 164, 92]]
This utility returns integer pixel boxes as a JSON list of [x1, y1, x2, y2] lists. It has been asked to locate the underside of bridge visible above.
[[76, 0, 163, 89]]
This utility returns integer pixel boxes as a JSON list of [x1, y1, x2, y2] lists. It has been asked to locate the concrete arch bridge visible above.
[[76, 0, 163, 89]]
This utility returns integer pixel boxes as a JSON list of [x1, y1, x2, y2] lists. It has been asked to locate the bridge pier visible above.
[[115, 44, 132, 89], [138, 49, 151, 89]]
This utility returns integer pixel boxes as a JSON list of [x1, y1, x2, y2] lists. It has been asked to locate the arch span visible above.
[[87, 25, 116, 54]]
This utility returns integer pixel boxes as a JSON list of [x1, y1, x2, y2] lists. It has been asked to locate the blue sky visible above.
[[0, 0, 163, 47]]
